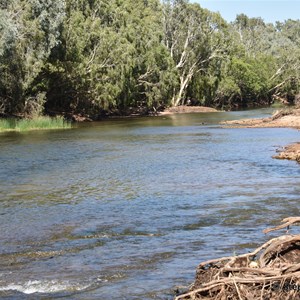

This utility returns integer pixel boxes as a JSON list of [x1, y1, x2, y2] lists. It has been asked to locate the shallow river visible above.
[[0, 109, 300, 299]]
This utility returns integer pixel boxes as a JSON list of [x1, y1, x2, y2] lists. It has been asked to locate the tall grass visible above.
[[0, 119, 15, 131], [0, 116, 71, 132]]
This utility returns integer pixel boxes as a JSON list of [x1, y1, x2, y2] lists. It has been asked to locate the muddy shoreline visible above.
[[222, 108, 300, 163]]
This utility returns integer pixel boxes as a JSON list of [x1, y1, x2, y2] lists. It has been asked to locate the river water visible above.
[[0, 109, 300, 299]]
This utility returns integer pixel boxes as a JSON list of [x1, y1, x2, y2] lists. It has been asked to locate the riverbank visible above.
[[70, 105, 220, 120], [158, 105, 219, 115], [221, 108, 300, 163], [221, 108, 300, 129]]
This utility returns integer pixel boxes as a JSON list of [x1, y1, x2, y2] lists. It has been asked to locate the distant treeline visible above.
[[0, 0, 299, 118]]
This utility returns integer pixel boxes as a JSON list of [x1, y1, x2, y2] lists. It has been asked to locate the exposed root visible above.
[[175, 217, 300, 300]]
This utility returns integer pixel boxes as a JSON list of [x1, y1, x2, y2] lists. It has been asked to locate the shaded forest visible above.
[[0, 0, 299, 118]]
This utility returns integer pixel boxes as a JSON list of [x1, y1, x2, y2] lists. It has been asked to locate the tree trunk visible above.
[[174, 76, 189, 106], [173, 63, 196, 106]]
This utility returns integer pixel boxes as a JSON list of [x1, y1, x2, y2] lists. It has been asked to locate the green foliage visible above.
[[0, 0, 65, 115], [0, 0, 299, 116], [0, 118, 14, 131], [162, 0, 228, 106], [0, 116, 71, 132], [227, 14, 300, 107], [45, 0, 175, 114]]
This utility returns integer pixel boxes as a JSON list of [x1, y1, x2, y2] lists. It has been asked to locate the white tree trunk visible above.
[[173, 62, 197, 106], [174, 76, 189, 106]]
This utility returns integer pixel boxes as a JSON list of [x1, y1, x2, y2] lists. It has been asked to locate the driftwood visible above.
[[175, 217, 300, 300], [263, 217, 300, 234]]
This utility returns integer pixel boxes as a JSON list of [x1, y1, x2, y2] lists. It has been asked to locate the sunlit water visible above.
[[0, 108, 300, 299]]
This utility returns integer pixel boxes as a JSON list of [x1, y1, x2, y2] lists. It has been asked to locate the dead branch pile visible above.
[[175, 217, 300, 300], [271, 109, 294, 120]]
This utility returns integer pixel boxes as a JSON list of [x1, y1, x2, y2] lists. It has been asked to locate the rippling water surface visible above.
[[1, 109, 300, 299]]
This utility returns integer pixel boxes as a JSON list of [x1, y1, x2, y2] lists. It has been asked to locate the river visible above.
[[0, 108, 300, 299]]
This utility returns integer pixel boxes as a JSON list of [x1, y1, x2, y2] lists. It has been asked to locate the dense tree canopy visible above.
[[0, 0, 299, 118]]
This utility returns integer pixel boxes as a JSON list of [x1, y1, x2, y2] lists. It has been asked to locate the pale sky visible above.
[[194, 1, 300, 23]]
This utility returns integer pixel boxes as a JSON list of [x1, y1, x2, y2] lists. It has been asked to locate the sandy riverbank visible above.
[[159, 105, 219, 115], [221, 108, 300, 163], [221, 108, 300, 129]]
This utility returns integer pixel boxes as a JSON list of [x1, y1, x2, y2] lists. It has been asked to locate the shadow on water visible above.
[[0, 108, 300, 299]]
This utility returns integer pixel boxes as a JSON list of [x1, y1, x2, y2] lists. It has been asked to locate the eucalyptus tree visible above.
[[0, 0, 65, 115], [229, 15, 300, 105], [162, 0, 227, 106], [46, 0, 174, 114], [46, 0, 135, 113], [212, 14, 277, 108], [268, 20, 300, 102], [1, 0, 299, 117], [109, 0, 175, 111], [126, 0, 177, 110]]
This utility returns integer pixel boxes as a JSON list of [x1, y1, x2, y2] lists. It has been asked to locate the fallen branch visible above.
[[263, 217, 300, 234], [174, 217, 300, 300]]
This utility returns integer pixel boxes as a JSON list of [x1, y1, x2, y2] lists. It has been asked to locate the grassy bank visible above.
[[0, 116, 71, 132]]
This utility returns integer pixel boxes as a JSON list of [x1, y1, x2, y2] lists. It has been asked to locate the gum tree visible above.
[[162, 0, 227, 106], [0, 0, 65, 116]]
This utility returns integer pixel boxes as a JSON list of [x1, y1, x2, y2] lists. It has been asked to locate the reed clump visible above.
[[0, 116, 71, 132]]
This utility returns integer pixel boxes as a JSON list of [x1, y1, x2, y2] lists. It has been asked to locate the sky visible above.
[[194, 1, 300, 24]]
